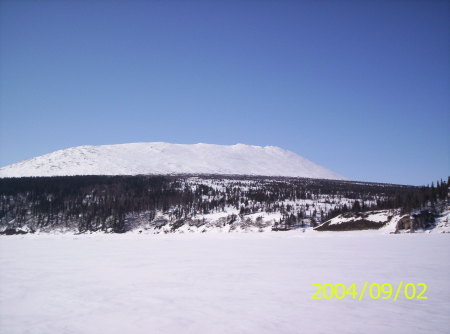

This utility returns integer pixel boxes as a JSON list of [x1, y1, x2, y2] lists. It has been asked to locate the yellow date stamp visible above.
[[312, 282, 428, 300]]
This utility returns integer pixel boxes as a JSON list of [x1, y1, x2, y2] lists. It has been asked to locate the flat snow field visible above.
[[0, 232, 449, 334]]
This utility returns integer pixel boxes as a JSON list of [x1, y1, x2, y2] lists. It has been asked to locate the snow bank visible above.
[[434, 210, 450, 233], [315, 210, 393, 231]]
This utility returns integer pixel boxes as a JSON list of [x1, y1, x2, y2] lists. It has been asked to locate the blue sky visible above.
[[0, 0, 448, 185]]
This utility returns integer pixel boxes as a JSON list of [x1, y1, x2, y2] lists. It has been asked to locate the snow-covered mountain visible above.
[[0, 142, 347, 179]]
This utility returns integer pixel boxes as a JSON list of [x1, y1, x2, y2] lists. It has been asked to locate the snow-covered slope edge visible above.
[[0, 142, 347, 180], [315, 207, 448, 233]]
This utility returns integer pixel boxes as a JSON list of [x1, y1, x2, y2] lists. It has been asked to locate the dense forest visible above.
[[0, 175, 448, 234]]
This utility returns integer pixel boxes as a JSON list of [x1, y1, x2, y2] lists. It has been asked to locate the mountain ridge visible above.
[[0, 142, 347, 180]]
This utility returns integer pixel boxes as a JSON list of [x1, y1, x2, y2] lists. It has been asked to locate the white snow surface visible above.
[[0, 233, 449, 334], [326, 211, 392, 226], [434, 210, 450, 233], [0, 142, 346, 179]]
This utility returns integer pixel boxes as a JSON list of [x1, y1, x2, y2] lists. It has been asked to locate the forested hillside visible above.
[[0, 175, 447, 234]]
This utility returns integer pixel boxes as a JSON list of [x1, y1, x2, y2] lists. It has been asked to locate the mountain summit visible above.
[[0, 142, 347, 180]]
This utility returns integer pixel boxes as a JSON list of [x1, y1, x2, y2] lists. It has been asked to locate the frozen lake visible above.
[[0, 232, 449, 334]]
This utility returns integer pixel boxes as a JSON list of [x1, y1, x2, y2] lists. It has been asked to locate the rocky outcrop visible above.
[[395, 215, 412, 232], [394, 210, 436, 233], [0, 227, 33, 235]]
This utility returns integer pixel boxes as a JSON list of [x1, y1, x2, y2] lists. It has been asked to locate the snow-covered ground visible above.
[[434, 210, 450, 233], [0, 233, 448, 334], [0, 142, 346, 179], [326, 211, 392, 226]]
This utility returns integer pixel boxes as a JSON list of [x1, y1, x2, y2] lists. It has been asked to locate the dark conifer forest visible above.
[[0, 175, 448, 233]]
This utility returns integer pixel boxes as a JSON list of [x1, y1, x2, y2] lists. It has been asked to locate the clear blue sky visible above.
[[0, 0, 448, 185]]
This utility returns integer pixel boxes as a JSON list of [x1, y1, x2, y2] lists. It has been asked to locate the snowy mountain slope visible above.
[[0, 142, 347, 179]]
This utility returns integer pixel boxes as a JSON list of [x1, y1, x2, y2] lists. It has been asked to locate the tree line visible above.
[[0, 174, 446, 233]]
